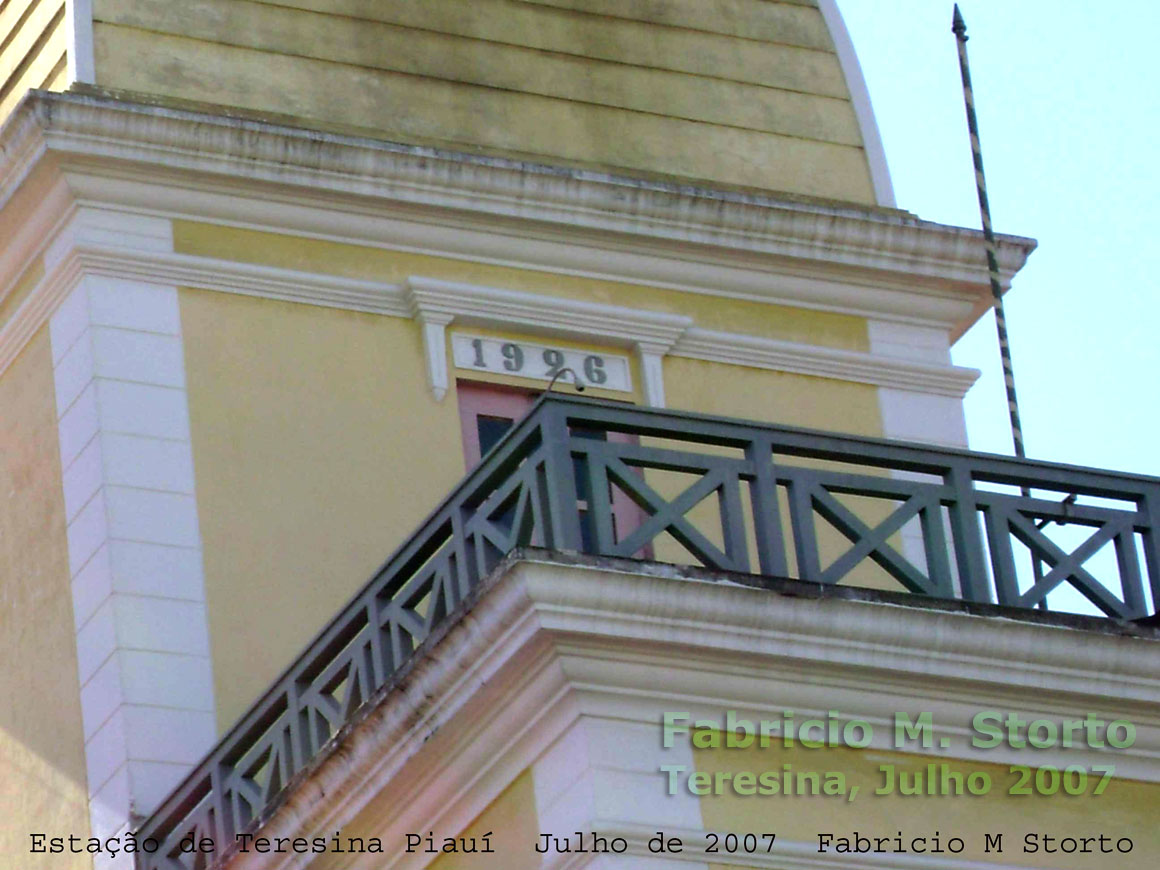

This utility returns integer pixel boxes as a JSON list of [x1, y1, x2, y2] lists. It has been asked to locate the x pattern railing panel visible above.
[[136, 396, 1160, 868]]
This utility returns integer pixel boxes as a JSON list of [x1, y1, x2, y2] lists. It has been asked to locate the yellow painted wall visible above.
[[308, 767, 540, 870], [0, 0, 68, 121], [0, 255, 45, 334], [179, 288, 467, 731], [425, 772, 540, 870], [0, 327, 92, 870], [92, 0, 877, 202], [663, 358, 881, 435], [695, 738, 1160, 869]]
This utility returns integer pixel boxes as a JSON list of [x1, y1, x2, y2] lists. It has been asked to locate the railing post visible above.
[[537, 401, 584, 552], [945, 462, 992, 603], [448, 507, 474, 601], [365, 593, 391, 696], [208, 761, 230, 853], [1114, 526, 1147, 619], [982, 504, 1021, 606], [786, 475, 822, 583], [583, 448, 616, 554], [1140, 484, 1160, 616], [746, 436, 788, 577]]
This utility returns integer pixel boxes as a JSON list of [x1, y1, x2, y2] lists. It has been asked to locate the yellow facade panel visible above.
[[312, 769, 540, 870], [198, 0, 849, 96], [662, 357, 882, 439], [425, 772, 540, 870], [93, 0, 861, 146], [696, 739, 1159, 869], [38, 52, 67, 90], [0, 256, 45, 334], [94, 25, 873, 199], [0, 0, 66, 122], [522, 0, 832, 50], [0, 327, 91, 870], [0, 0, 63, 83], [178, 288, 467, 731], [0, 0, 42, 46]]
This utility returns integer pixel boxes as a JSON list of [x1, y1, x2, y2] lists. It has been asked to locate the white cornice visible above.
[[406, 276, 692, 352], [673, 327, 980, 398], [3, 236, 984, 404], [0, 92, 1035, 336], [0, 248, 81, 375], [87, 248, 411, 316]]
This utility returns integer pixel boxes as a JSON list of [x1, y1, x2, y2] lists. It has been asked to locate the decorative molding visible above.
[[221, 555, 1160, 870], [405, 276, 691, 407], [1, 92, 1036, 338], [1, 246, 408, 378], [4, 240, 985, 405], [415, 311, 454, 402], [0, 249, 82, 376], [219, 565, 569, 870], [637, 348, 667, 407], [405, 276, 692, 350], [819, 0, 896, 209], [672, 328, 980, 398], [78, 249, 410, 317], [0, 98, 52, 218], [403, 276, 979, 403], [69, 171, 998, 333]]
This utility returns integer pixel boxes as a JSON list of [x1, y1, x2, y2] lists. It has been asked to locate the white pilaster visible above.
[[48, 209, 215, 865], [869, 321, 969, 592], [868, 322, 969, 450], [65, 0, 96, 85]]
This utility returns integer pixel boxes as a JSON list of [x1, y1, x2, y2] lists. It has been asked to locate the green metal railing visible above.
[[136, 395, 1160, 868]]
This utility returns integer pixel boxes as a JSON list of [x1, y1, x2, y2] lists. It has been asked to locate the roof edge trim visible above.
[[819, 0, 897, 208]]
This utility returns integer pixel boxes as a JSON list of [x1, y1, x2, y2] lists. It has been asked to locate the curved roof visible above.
[[82, 0, 893, 205]]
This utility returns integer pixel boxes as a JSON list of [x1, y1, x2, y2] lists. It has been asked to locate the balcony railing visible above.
[[136, 394, 1160, 868]]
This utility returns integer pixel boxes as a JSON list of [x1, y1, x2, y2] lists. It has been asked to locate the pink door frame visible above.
[[456, 380, 648, 554]]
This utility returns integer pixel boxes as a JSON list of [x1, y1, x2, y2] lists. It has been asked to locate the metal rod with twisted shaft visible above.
[[953, 4, 1027, 460], [954, 5, 1051, 605]]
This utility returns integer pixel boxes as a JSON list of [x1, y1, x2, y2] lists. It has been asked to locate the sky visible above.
[[839, 1, 1159, 478]]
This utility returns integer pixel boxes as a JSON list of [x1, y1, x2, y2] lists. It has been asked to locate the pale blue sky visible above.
[[840, 1, 1158, 477]]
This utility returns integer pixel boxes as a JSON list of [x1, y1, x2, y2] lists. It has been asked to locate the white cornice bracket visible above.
[[635, 344, 668, 408], [416, 312, 454, 402]]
